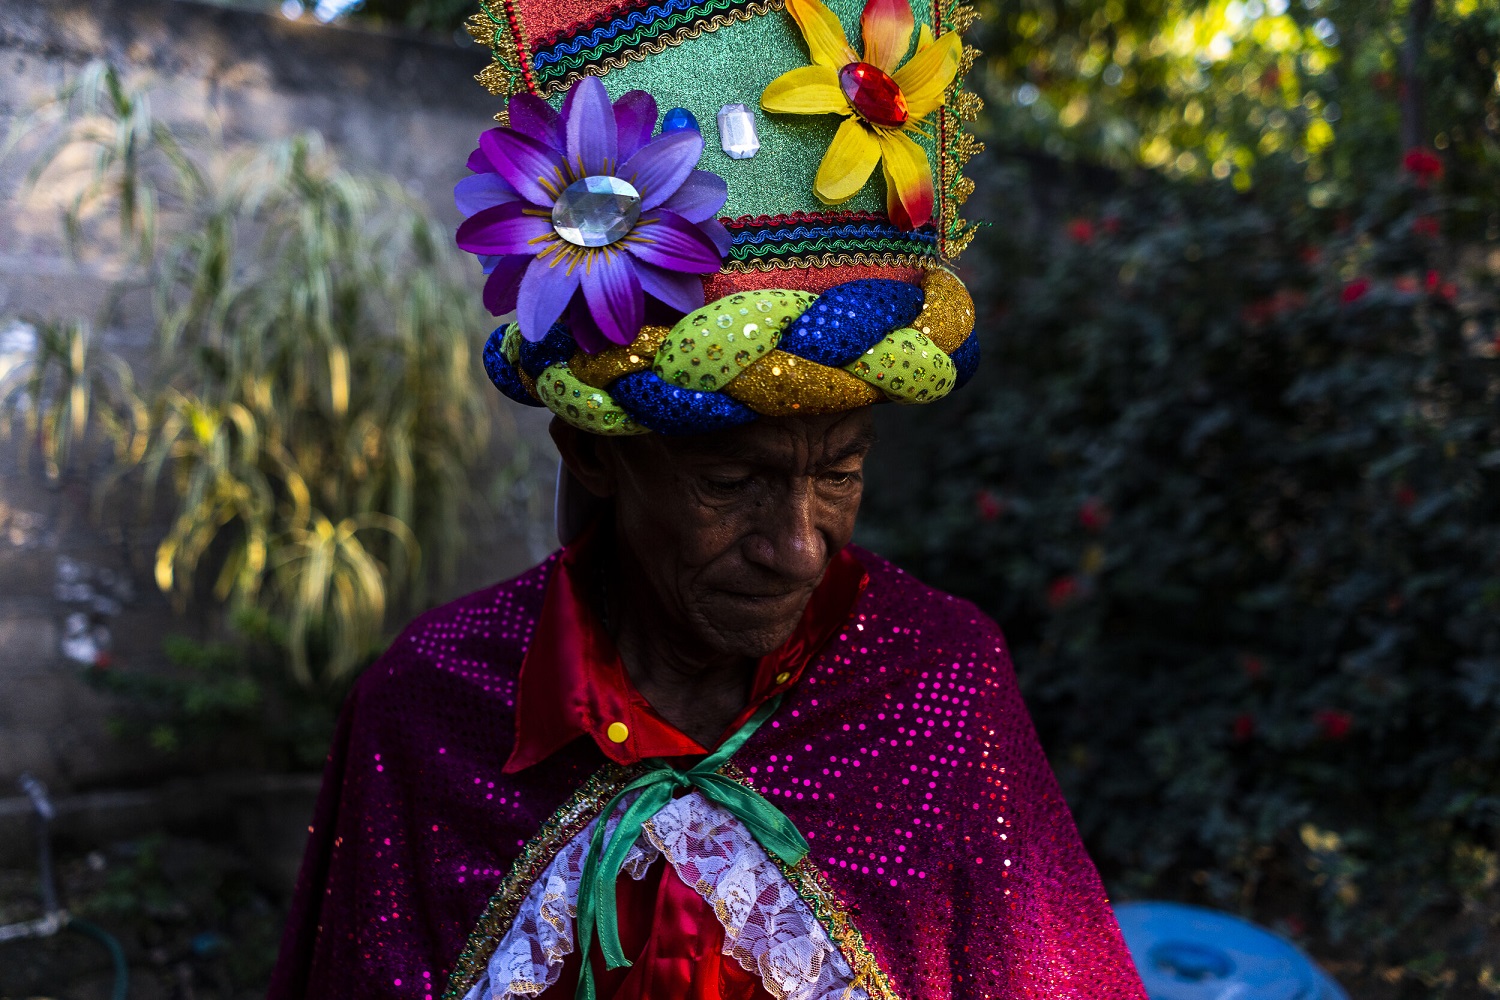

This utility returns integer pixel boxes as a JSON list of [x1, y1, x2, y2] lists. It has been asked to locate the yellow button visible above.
[[774, 671, 792, 685], [606, 722, 630, 744]]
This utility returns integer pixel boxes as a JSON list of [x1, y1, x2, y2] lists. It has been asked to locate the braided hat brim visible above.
[[485, 267, 977, 435]]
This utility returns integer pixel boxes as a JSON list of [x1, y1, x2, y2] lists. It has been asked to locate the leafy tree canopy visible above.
[[343, 0, 1498, 209]]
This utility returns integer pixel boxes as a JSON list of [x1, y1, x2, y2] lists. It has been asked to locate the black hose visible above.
[[67, 918, 130, 1000]]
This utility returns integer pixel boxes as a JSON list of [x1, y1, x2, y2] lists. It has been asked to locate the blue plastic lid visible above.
[[1113, 902, 1349, 1000]]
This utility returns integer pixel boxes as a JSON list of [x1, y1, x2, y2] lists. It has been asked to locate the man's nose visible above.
[[742, 480, 827, 580]]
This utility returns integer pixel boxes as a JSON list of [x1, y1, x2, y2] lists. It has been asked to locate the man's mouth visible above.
[[721, 588, 812, 604]]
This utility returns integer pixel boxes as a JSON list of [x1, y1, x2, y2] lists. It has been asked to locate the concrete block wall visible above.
[[0, 0, 556, 806]]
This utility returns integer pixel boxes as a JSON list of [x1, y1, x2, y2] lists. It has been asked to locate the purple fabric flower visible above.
[[454, 78, 731, 351]]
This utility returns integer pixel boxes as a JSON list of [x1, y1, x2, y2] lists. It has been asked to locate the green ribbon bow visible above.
[[573, 696, 808, 1000]]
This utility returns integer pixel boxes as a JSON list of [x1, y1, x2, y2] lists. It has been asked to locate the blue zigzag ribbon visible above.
[[532, 0, 749, 64]]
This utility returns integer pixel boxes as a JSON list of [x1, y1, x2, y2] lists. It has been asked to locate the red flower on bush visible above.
[[1241, 654, 1265, 680], [1340, 278, 1371, 304], [976, 489, 1005, 521], [1078, 498, 1111, 532], [1402, 147, 1443, 182], [1314, 708, 1353, 741], [1394, 274, 1418, 294], [1416, 272, 1459, 301], [1411, 215, 1441, 238], [1243, 288, 1309, 326], [1241, 301, 1271, 325], [1394, 483, 1417, 508], [1067, 218, 1096, 244], [1299, 245, 1322, 266], [1231, 713, 1256, 743], [1047, 575, 1079, 608]]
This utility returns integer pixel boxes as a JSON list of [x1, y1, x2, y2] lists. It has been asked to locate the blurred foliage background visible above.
[[3, 64, 494, 689], [852, 0, 1499, 995], [2, 0, 1497, 995], [1, 56, 508, 997]]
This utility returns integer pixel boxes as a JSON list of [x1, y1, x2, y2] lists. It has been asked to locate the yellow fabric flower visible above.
[[761, 0, 962, 229]]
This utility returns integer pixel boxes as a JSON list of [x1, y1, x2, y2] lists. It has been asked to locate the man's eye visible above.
[[822, 471, 860, 487], [706, 476, 753, 492]]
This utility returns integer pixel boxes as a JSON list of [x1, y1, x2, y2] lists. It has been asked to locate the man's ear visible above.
[[549, 417, 618, 499]]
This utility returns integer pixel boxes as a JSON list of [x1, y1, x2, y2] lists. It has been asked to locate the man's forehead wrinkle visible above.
[[668, 426, 871, 473], [665, 422, 804, 461], [829, 426, 878, 461]]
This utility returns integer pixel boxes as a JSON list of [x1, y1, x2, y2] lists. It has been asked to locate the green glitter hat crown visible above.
[[459, 0, 985, 435]]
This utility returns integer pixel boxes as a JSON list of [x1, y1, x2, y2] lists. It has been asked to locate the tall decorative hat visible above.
[[457, 0, 984, 436]]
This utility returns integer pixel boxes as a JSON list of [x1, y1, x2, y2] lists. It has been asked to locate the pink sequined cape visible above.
[[268, 547, 1146, 1000]]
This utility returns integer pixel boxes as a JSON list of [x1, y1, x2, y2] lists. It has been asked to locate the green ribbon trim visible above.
[[727, 236, 941, 262], [573, 696, 807, 1000]]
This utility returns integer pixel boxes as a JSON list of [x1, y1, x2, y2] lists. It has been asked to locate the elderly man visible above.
[[269, 0, 1146, 996]]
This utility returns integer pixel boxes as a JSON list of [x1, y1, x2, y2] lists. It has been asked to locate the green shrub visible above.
[[92, 610, 338, 772]]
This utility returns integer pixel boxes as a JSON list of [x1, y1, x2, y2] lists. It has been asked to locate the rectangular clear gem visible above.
[[717, 103, 760, 160]]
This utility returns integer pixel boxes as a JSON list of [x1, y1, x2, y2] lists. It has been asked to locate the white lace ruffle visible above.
[[643, 792, 866, 1000], [462, 792, 656, 1000], [464, 791, 866, 1000]]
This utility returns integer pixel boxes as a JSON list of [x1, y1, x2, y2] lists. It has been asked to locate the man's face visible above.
[[560, 409, 875, 659]]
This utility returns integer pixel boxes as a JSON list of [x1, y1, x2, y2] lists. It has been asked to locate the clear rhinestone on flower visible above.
[[551, 176, 642, 247], [717, 103, 760, 160]]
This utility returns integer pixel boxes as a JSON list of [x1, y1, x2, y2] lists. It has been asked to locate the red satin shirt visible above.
[[500, 532, 867, 1000]]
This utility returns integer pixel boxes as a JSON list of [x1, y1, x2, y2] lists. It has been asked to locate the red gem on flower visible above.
[[1314, 708, 1352, 741], [1078, 498, 1110, 532], [1047, 576, 1079, 608], [1340, 278, 1370, 303], [1067, 218, 1096, 244], [1231, 713, 1256, 743], [1402, 148, 1443, 181], [976, 489, 1005, 521], [838, 62, 910, 128]]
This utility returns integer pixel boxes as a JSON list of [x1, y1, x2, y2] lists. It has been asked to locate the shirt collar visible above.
[[502, 530, 867, 773]]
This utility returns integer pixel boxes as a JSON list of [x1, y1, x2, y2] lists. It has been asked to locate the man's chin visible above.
[[697, 591, 811, 658]]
